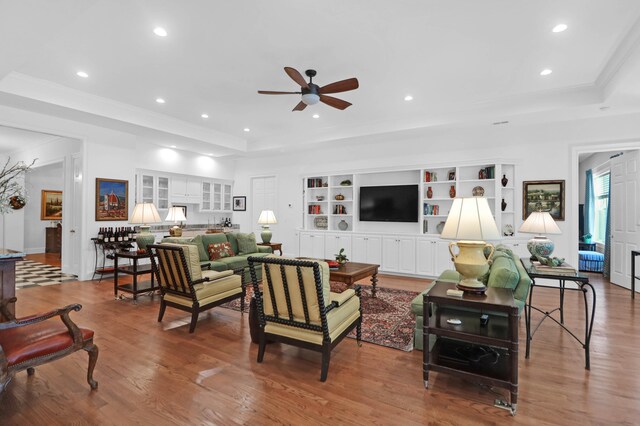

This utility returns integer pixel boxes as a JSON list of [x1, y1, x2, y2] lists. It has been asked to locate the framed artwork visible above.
[[173, 204, 187, 219], [522, 180, 565, 221], [41, 190, 62, 220], [96, 178, 128, 221], [233, 196, 246, 211], [448, 170, 456, 181]]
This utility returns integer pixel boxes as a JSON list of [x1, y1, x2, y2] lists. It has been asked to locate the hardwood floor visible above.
[[25, 253, 62, 268], [0, 272, 638, 425]]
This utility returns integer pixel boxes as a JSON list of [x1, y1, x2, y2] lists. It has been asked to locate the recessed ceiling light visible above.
[[170, 145, 176, 148], [404, 95, 413, 101], [600, 106, 610, 111], [243, 128, 250, 132], [312, 114, 320, 119], [207, 153, 213, 156], [156, 98, 165, 104], [153, 27, 167, 37], [540, 69, 553, 76], [76, 71, 89, 78], [201, 113, 209, 119], [552, 24, 568, 33]]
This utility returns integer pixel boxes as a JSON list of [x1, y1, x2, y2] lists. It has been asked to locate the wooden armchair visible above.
[[248, 256, 362, 381], [0, 297, 98, 394], [148, 244, 245, 333]]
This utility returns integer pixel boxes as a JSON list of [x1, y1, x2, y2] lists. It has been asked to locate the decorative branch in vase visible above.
[[0, 157, 36, 213]]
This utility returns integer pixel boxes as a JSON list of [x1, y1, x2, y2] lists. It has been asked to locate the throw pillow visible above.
[[208, 242, 235, 261], [236, 232, 258, 254], [487, 255, 520, 290]]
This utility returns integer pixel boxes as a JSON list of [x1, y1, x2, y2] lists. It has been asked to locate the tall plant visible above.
[[0, 157, 36, 214]]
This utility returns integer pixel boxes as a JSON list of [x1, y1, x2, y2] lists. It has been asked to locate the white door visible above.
[[398, 237, 416, 274], [251, 176, 277, 239], [416, 239, 436, 276], [610, 151, 639, 287], [62, 153, 81, 276], [382, 237, 400, 272]]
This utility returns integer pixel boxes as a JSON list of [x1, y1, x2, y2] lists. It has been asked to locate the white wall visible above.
[[578, 151, 616, 204], [234, 112, 640, 263], [23, 162, 63, 253]]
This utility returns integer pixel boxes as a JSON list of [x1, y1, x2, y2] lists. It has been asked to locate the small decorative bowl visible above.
[[316, 196, 325, 201]]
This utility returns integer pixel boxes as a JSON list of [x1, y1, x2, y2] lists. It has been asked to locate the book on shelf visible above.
[[307, 178, 324, 188]]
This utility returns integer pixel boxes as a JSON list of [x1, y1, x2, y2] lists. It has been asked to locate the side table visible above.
[[423, 281, 519, 415], [114, 251, 158, 301], [257, 242, 282, 256]]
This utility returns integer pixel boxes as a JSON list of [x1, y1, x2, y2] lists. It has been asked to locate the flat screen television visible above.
[[359, 185, 419, 222]]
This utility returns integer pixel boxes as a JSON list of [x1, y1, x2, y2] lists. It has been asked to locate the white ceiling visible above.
[[1, 0, 640, 155]]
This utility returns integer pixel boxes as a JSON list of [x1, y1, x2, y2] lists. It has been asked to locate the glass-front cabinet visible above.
[[223, 184, 232, 211], [202, 181, 211, 211], [201, 181, 232, 212], [139, 173, 170, 212], [157, 177, 169, 210]]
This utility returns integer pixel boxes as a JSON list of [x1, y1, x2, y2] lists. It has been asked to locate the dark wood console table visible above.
[[114, 251, 157, 301], [0, 250, 25, 321]]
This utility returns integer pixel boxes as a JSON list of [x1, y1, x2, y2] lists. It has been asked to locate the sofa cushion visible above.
[[201, 233, 229, 253], [225, 233, 240, 255], [238, 252, 271, 259], [237, 232, 259, 254], [217, 256, 249, 270], [161, 236, 208, 262], [487, 254, 519, 290], [208, 242, 235, 260], [201, 261, 229, 272], [191, 235, 209, 262]]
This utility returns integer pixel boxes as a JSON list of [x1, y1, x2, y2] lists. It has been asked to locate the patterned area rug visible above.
[[15, 260, 77, 289], [222, 282, 419, 352]]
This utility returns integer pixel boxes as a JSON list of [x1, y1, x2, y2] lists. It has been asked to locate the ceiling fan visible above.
[[258, 67, 359, 111]]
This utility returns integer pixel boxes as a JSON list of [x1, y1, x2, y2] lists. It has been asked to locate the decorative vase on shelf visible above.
[[427, 187, 433, 199], [501, 198, 507, 212], [501, 174, 509, 187], [449, 185, 456, 198]]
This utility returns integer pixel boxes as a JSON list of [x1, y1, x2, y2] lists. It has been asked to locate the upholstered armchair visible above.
[[0, 297, 98, 394], [148, 244, 245, 333], [248, 256, 362, 382]]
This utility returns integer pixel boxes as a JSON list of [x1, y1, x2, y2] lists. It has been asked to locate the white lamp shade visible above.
[[130, 202, 162, 225], [519, 211, 561, 235], [441, 197, 501, 241], [257, 210, 277, 225], [165, 206, 187, 222]]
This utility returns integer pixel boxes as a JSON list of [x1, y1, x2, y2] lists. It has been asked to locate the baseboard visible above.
[[24, 247, 45, 255]]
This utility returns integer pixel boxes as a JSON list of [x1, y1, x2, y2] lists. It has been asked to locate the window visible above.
[[593, 172, 610, 244]]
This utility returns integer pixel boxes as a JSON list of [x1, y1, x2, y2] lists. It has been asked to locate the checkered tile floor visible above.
[[15, 260, 78, 289]]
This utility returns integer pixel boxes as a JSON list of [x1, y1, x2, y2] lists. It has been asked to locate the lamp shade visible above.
[[165, 206, 186, 222], [257, 210, 278, 225], [519, 211, 561, 235], [130, 202, 162, 225], [441, 197, 501, 241]]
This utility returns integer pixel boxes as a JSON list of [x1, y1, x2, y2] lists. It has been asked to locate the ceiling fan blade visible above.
[[292, 101, 307, 111], [319, 78, 359, 94], [320, 95, 352, 110], [284, 67, 309, 89], [258, 90, 301, 95]]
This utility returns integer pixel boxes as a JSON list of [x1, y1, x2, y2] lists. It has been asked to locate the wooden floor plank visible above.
[[1, 271, 638, 425]]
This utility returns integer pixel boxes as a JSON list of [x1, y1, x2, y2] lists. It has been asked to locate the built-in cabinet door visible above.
[[213, 183, 222, 210], [398, 237, 416, 274], [202, 181, 211, 211], [324, 234, 339, 259], [223, 183, 232, 211], [171, 177, 188, 198], [382, 237, 400, 271], [187, 179, 202, 199], [141, 175, 154, 204], [336, 235, 352, 259], [352, 236, 367, 263], [157, 177, 169, 210], [434, 240, 454, 273], [416, 239, 436, 276], [311, 233, 325, 259], [365, 236, 382, 265], [299, 233, 312, 257]]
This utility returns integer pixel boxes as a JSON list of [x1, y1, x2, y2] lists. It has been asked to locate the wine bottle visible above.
[[117, 227, 123, 242], [98, 227, 104, 241]]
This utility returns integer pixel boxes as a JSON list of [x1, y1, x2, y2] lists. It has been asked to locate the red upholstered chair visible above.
[[0, 297, 98, 394]]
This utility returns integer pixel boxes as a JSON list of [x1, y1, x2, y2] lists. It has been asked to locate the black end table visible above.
[[114, 251, 158, 301]]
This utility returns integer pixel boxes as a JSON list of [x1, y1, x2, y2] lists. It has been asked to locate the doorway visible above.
[[251, 176, 277, 240]]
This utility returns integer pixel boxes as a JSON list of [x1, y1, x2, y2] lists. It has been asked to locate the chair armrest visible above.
[[0, 298, 85, 345], [200, 263, 212, 270], [330, 289, 356, 306], [191, 277, 211, 285]]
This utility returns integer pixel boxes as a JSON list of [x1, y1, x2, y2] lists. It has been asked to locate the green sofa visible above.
[[411, 244, 532, 351], [162, 233, 272, 284]]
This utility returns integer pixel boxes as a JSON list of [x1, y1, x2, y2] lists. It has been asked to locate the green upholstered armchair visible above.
[[412, 244, 532, 350], [248, 256, 362, 382], [149, 244, 244, 333]]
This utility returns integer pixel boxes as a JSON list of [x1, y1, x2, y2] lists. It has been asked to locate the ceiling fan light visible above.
[[302, 93, 320, 105]]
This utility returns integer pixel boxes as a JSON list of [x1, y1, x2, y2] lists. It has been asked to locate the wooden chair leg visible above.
[[257, 329, 266, 363], [356, 318, 363, 347], [189, 310, 199, 333], [240, 285, 246, 314], [158, 299, 167, 322], [320, 342, 331, 382], [26, 367, 35, 376], [84, 343, 99, 390]]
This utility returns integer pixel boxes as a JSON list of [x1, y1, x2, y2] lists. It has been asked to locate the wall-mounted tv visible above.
[[359, 185, 419, 222]]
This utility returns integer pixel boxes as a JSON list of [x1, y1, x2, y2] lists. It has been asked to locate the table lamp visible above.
[[165, 206, 187, 237], [440, 197, 501, 293], [130, 202, 161, 251], [257, 210, 277, 243], [519, 211, 561, 259]]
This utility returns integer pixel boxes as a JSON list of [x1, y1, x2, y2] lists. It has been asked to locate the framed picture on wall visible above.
[[41, 190, 63, 220], [233, 196, 246, 211], [173, 204, 187, 219], [96, 178, 129, 221], [522, 180, 565, 221]]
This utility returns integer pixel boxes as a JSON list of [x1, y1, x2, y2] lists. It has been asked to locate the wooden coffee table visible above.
[[330, 262, 380, 297]]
